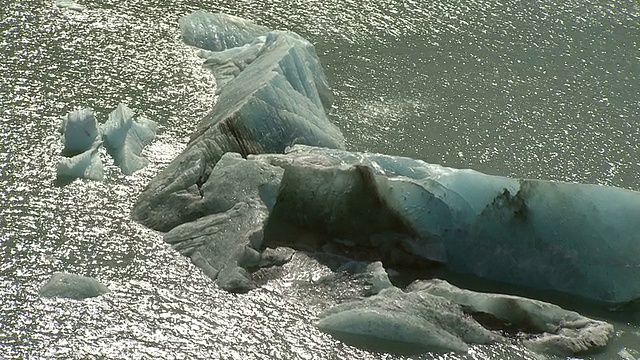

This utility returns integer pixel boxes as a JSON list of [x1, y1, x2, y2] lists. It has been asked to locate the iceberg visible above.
[[56, 104, 155, 183], [132, 11, 640, 304], [317, 264, 612, 355], [57, 108, 103, 184], [39, 273, 109, 299], [59, 108, 100, 157], [102, 103, 157, 176], [132, 12, 344, 231]]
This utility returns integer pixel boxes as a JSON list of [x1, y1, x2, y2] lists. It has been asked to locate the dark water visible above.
[[1, 0, 639, 359]]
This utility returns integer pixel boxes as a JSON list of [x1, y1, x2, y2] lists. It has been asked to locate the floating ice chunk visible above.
[[161, 153, 293, 292], [161, 153, 287, 290], [319, 274, 612, 355], [179, 11, 269, 52], [273, 145, 640, 304], [102, 103, 157, 175], [618, 347, 640, 360], [164, 201, 268, 293], [60, 108, 99, 156], [39, 273, 109, 299], [56, 142, 103, 184], [317, 287, 498, 354], [367, 261, 393, 295], [55, 0, 85, 12], [133, 15, 343, 231], [408, 279, 614, 355]]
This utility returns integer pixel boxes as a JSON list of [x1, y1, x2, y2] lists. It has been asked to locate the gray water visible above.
[[1, 0, 639, 359]]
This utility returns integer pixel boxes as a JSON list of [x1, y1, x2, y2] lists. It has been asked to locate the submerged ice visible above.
[[127, 10, 640, 356], [317, 264, 612, 355]]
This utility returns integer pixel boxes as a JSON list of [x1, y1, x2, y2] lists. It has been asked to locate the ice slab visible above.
[[60, 108, 100, 157], [408, 279, 614, 355], [317, 286, 498, 354], [39, 273, 109, 299], [102, 103, 157, 175], [56, 142, 104, 185], [318, 274, 613, 355], [132, 13, 344, 231], [262, 145, 640, 304], [179, 11, 269, 52]]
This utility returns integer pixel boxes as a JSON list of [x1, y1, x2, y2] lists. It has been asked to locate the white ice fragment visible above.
[[367, 261, 393, 294], [179, 11, 269, 52], [317, 287, 497, 354], [102, 103, 157, 175], [409, 279, 615, 355]]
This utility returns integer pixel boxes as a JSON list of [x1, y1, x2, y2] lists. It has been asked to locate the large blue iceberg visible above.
[[130, 10, 640, 355]]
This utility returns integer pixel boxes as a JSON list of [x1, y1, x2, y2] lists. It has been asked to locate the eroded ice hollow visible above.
[[128, 10, 640, 355]]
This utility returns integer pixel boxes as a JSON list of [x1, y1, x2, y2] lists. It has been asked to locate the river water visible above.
[[1, 0, 639, 359]]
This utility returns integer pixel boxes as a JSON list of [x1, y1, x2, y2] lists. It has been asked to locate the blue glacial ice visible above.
[[131, 12, 640, 305], [102, 103, 157, 176], [179, 11, 269, 53], [59, 107, 100, 157], [57, 108, 103, 183], [56, 142, 104, 183], [132, 11, 344, 231], [57, 104, 156, 184], [262, 145, 640, 304]]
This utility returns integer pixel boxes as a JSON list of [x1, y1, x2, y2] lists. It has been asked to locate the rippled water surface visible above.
[[1, 0, 639, 359]]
